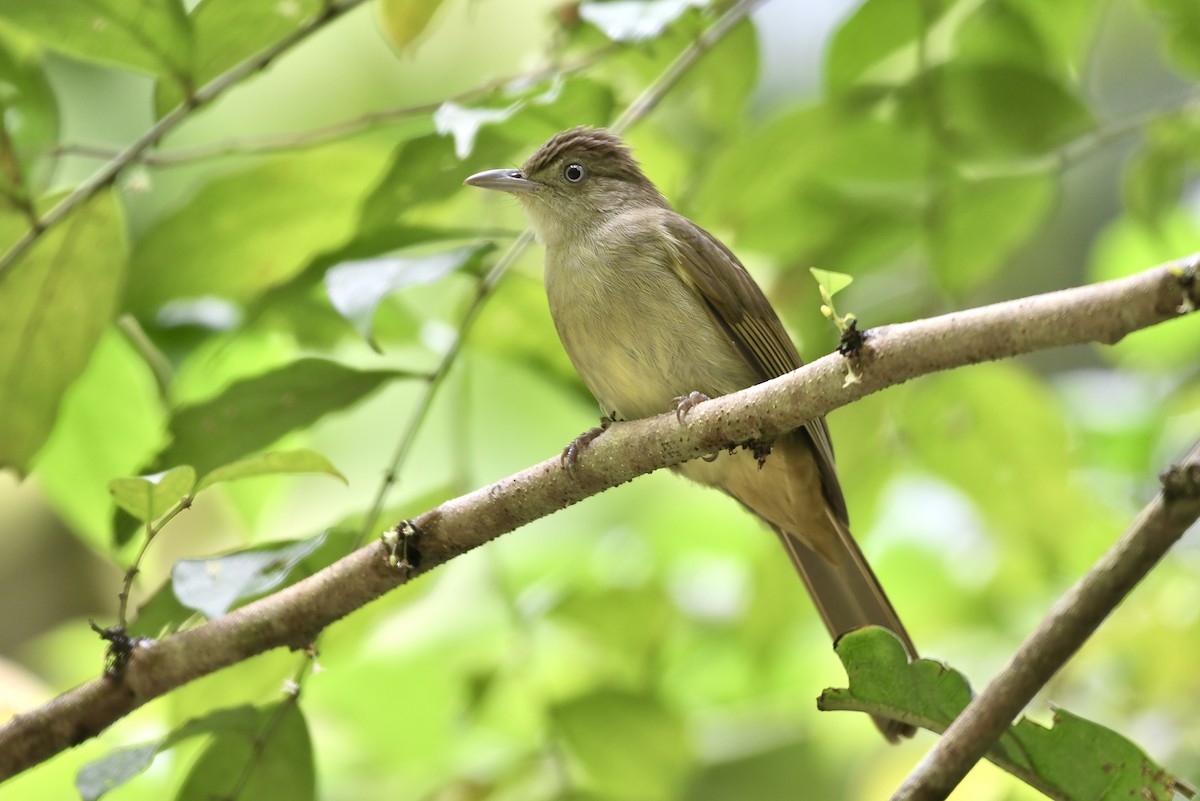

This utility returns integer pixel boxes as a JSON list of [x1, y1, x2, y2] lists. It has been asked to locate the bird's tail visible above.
[[776, 517, 917, 742]]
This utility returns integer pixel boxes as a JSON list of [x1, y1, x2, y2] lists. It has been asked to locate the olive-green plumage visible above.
[[466, 127, 916, 741]]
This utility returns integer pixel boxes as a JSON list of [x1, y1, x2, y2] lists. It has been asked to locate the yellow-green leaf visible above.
[[108, 465, 196, 522]]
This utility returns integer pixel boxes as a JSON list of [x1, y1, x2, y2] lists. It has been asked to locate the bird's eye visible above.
[[563, 163, 586, 183]]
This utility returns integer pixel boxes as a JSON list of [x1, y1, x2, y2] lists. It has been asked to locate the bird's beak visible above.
[[464, 168, 538, 194]]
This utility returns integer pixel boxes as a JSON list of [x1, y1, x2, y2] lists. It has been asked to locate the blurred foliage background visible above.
[[0, 0, 1198, 799]]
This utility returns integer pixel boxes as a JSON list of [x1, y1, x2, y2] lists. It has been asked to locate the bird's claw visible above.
[[673, 391, 710, 422], [562, 415, 614, 476]]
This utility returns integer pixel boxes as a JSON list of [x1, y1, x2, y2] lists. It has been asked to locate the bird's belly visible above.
[[546, 258, 754, 421]]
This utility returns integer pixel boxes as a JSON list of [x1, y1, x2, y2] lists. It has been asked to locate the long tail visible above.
[[776, 516, 917, 742]]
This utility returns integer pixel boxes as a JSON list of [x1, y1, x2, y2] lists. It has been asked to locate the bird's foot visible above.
[[562, 414, 615, 476], [673, 391, 710, 422]]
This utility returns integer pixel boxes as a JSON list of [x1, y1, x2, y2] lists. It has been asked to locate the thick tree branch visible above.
[[889, 439, 1200, 801], [0, 256, 1195, 782]]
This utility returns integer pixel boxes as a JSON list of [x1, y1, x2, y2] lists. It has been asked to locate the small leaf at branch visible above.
[[809, 268, 854, 299], [108, 466, 196, 522], [195, 448, 346, 492]]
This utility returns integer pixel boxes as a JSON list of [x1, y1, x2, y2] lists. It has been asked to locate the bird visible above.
[[465, 126, 915, 740]]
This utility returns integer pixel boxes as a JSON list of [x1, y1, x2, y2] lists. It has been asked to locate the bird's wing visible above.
[[662, 210, 850, 526]]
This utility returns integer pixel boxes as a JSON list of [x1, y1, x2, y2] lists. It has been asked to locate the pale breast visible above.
[[543, 212, 756, 420]]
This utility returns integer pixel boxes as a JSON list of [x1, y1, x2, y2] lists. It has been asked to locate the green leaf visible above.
[[0, 30, 59, 205], [126, 579, 195, 638], [820, 628, 1193, 801], [153, 0, 323, 116], [1087, 211, 1200, 369], [824, 0, 954, 92], [172, 533, 326, 619], [0, 190, 127, 473], [75, 706, 263, 801], [0, 0, 192, 82], [913, 63, 1095, 158], [553, 691, 692, 801], [75, 743, 159, 801], [159, 358, 414, 476], [127, 141, 390, 314], [108, 465, 196, 522], [196, 448, 346, 492], [324, 242, 492, 347], [376, 0, 448, 50], [32, 328, 167, 550], [129, 529, 354, 637], [1122, 108, 1200, 224], [808, 268, 854, 298], [358, 77, 615, 235], [953, 0, 1101, 79], [1142, 0, 1200, 75], [925, 170, 1056, 292]]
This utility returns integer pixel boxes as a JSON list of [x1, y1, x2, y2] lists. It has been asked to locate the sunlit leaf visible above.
[[195, 448, 346, 492], [324, 242, 492, 347], [377, 0, 447, 50], [33, 329, 166, 550], [0, 31, 59, 204], [434, 101, 521, 159], [108, 465, 196, 522], [173, 533, 326, 619], [153, 0, 323, 115], [579, 0, 705, 43], [0, 0, 192, 82], [127, 141, 389, 314], [824, 0, 954, 91], [0, 190, 127, 473], [809, 268, 854, 298], [821, 628, 1193, 801]]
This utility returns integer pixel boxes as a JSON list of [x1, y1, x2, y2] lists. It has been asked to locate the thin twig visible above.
[[889, 441, 1200, 801], [610, 0, 764, 134], [355, 230, 534, 547], [0, 0, 371, 279], [51, 46, 620, 168]]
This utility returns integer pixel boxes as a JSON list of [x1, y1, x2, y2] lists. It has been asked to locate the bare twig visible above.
[[0, 0, 371, 279], [0, 255, 1193, 782], [51, 46, 620, 168], [889, 440, 1200, 801]]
